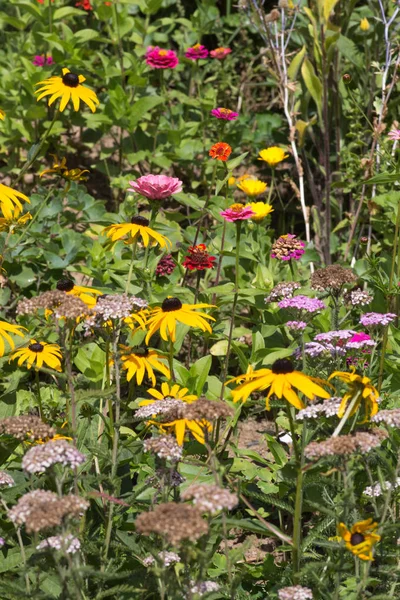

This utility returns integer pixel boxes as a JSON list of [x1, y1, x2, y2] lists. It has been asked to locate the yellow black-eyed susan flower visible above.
[[40, 155, 89, 183], [104, 216, 171, 250], [56, 278, 102, 308], [35, 68, 99, 113], [228, 359, 330, 410], [10, 340, 62, 371], [0, 321, 26, 357], [329, 369, 379, 420], [0, 211, 32, 233], [338, 519, 380, 561], [145, 297, 215, 344], [0, 109, 5, 121], [0, 184, 30, 220], [121, 346, 170, 385]]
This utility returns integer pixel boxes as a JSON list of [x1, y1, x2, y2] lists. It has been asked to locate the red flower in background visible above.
[[182, 244, 216, 271], [209, 142, 232, 162], [76, 0, 93, 9]]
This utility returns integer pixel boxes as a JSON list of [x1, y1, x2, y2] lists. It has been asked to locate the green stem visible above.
[[143, 204, 158, 270], [168, 339, 175, 382], [16, 110, 59, 183], [267, 169, 275, 204], [125, 240, 137, 293], [332, 391, 362, 437], [13, 187, 54, 247], [35, 370, 43, 419], [48, 0, 53, 35]]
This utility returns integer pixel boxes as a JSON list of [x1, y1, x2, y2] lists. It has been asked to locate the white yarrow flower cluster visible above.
[[0, 471, 15, 487], [36, 534, 81, 554], [182, 483, 238, 515], [22, 440, 86, 474], [189, 581, 220, 596], [135, 399, 184, 420], [143, 551, 181, 567], [296, 398, 342, 421], [364, 477, 400, 497], [93, 294, 147, 321], [278, 585, 313, 600]]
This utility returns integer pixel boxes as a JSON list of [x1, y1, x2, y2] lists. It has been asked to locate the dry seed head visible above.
[[135, 502, 208, 545], [304, 430, 387, 460], [0, 415, 55, 441]]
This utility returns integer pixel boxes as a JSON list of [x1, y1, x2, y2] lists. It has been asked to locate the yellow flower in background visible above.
[[145, 297, 215, 344], [104, 216, 171, 250], [237, 179, 267, 197], [35, 68, 99, 113], [0, 321, 26, 357], [0, 211, 32, 233], [360, 17, 370, 31], [329, 369, 379, 420], [0, 109, 5, 121], [228, 358, 330, 410], [338, 519, 380, 561], [0, 184, 30, 220], [144, 382, 197, 404], [258, 147, 289, 167], [245, 202, 274, 222], [229, 173, 252, 187], [124, 310, 148, 332], [121, 347, 170, 385], [10, 340, 62, 371], [40, 155, 89, 182], [56, 278, 102, 308], [228, 176, 236, 186]]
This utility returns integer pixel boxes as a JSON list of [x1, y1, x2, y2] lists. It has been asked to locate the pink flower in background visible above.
[[211, 107, 239, 121], [210, 47, 232, 60], [33, 56, 54, 67], [145, 47, 179, 69], [388, 129, 400, 141], [128, 174, 183, 200], [220, 203, 255, 222], [185, 44, 209, 60]]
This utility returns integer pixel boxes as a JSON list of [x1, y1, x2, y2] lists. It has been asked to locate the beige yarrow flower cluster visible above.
[[304, 430, 387, 460]]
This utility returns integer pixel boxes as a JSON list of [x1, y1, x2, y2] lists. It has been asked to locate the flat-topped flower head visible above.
[[209, 142, 232, 161], [278, 586, 313, 600], [182, 244, 216, 271], [104, 216, 171, 249], [220, 203, 255, 222], [272, 233, 305, 260], [210, 107, 238, 121], [0, 321, 26, 357], [0, 184, 30, 220], [145, 46, 179, 69], [329, 369, 379, 420], [228, 359, 330, 410], [258, 147, 289, 167], [279, 295, 326, 314], [121, 346, 170, 385], [128, 174, 183, 200], [35, 68, 99, 112], [145, 298, 215, 343], [10, 340, 62, 371], [210, 47, 232, 59], [338, 519, 380, 561], [238, 179, 267, 197], [185, 44, 209, 60], [245, 201, 273, 222], [360, 312, 396, 327]]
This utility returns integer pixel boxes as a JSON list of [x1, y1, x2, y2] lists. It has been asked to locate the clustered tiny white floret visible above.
[[278, 585, 313, 600], [364, 477, 400, 497], [135, 398, 184, 419], [143, 551, 181, 567], [36, 534, 81, 554], [0, 471, 15, 487], [143, 436, 183, 461], [189, 581, 220, 596], [22, 440, 86, 474], [93, 294, 147, 321], [296, 398, 342, 421], [372, 409, 400, 428]]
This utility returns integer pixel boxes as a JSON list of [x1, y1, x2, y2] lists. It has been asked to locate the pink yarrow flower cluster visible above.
[[211, 107, 239, 121], [145, 47, 179, 69], [220, 203, 255, 222], [33, 55, 54, 67], [185, 44, 209, 60], [128, 175, 183, 200], [278, 295, 326, 314], [286, 321, 307, 331], [360, 312, 396, 327]]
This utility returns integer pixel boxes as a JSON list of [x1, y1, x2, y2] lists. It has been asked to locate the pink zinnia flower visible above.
[[211, 107, 239, 121], [388, 129, 400, 141], [128, 174, 183, 200], [210, 47, 232, 60], [185, 44, 209, 60], [33, 56, 54, 67], [145, 47, 179, 69], [220, 203, 255, 222]]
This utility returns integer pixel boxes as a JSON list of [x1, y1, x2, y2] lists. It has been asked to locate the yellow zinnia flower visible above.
[[360, 17, 370, 31], [329, 369, 379, 421], [0, 184, 30, 220], [228, 358, 330, 410], [35, 68, 99, 113], [10, 340, 62, 371], [104, 216, 171, 250], [237, 179, 267, 197], [338, 519, 380, 561], [258, 147, 289, 167], [0, 321, 26, 357], [121, 346, 170, 385], [0, 109, 5, 121], [245, 201, 274, 222], [0, 211, 32, 233], [56, 278, 102, 308], [145, 297, 215, 344]]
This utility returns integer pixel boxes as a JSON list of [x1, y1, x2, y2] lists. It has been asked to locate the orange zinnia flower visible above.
[[209, 142, 232, 162]]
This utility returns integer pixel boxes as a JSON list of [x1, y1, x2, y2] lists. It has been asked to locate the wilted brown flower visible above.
[[171, 398, 233, 421], [143, 436, 183, 461], [0, 416, 55, 441], [135, 502, 208, 545], [265, 281, 301, 303], [265, 8, 280, 21], [22, 440, 86, 473], [181, 483, 238, 514], [304, 430, 387, 460], [17, 290, 67, 315], [311, 265, 357, 293]]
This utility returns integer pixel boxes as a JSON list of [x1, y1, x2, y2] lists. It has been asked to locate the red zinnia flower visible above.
[[76, 0, 92, 9], [182, 244, 216, 271], [209, 142, 232, 162]]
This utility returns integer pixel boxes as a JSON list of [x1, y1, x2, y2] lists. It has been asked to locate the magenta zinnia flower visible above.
[[211, 107, 239, 121], [128, 174, 183, 200], [33, 55, 54, 67], [210, 47, 232, 60], [220, 203, 255, 222], [145, 47, 179, 69], [185, 44, 209, 60], [388, 129, 400, 141]]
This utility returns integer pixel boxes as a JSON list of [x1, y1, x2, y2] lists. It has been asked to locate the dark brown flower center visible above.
[[131, 216, 150, 227], [29, 343, 44, 353], [162, 297, 182, 312], [271, 358, 295, 374], [62, 72, 80, 88], [350, 532, 365, 546], [133, 347, 149, 357], [56, 278, 75, 292]]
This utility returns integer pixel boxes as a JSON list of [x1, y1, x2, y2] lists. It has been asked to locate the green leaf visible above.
[[129, 95, 164, 128], [53, 6, 86, 19], [317, 0, 340, 22], [365, 172, 400, 184], [226, 152, 248, 172], [265, 434, 288, 467], [74, 29, 100, 44], [337, 35, 363, 69], [188, 355, 212, 396], [288, 45, 306, 80], [301, 58, 323, 120]]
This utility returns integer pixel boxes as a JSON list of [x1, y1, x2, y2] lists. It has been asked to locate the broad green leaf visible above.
[[337, 34, 363, 69], [226, 152, 249, 172], [53, 6, 86, 19], [365, 172, 400, 184], [288, 45, 306, 80], [129, 96, 164, 128], [317, 0, 340, 22], [301, 58, 323, 120], [189, 355, 212, 396], [74, 29, 100, 44]]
